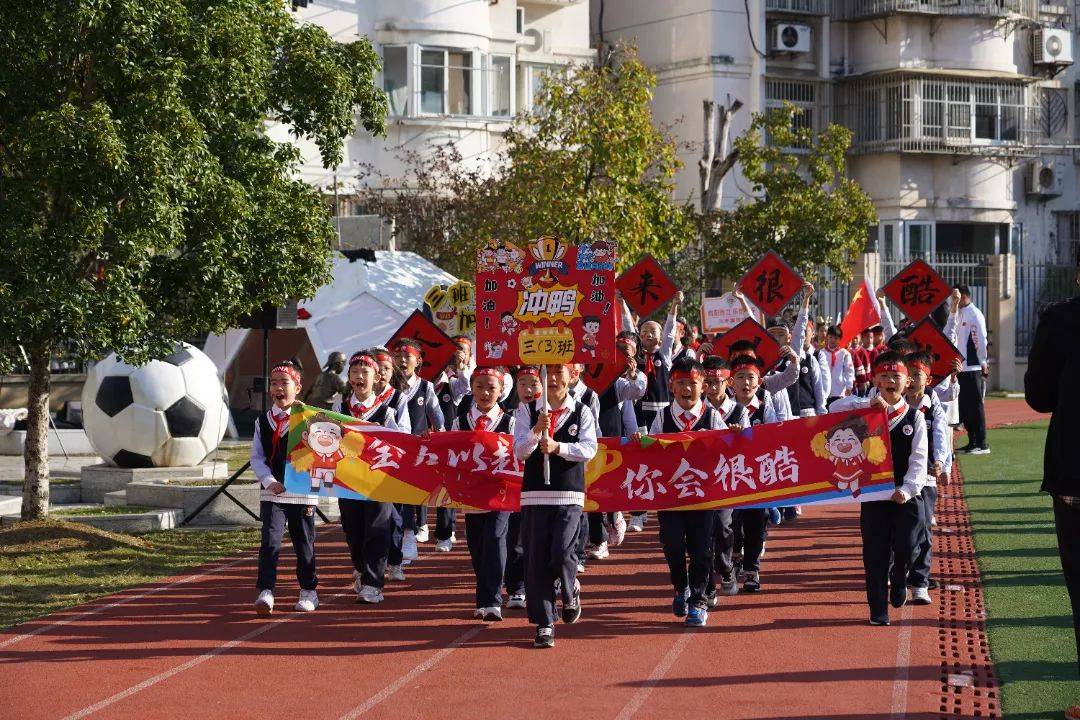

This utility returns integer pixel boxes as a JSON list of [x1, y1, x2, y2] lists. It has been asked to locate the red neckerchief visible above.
[[828, 347, 843, 368], [886, 400, 909, 428], [549, 406, 568, 430], [676, 404, 699, 431], [644, 351, 655, 376], [744, 397, 760, 415], [267, 407, 289, 463], [473, 406, 502, 431]]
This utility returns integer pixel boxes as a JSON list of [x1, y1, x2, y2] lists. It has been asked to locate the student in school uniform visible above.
[[567, 364, 602, 573], [425, 336, 474, 544], [391, 338, 446, 572], [504, 366, 544, 611], [701, 355, 743, 603], [453, 367, 515, 622], [252, 360, 319, 616], [637, 356, 726, 626], [823, 325, 856, 408], [332, 351, 406, 604], [513, 364, 598, 648], [904, 350, 952, 605], [830, 351, 928, 626]]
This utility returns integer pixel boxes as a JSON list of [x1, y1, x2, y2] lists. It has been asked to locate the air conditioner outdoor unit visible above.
[[773, 23, 812, 53], [1028, 158, 1064, 197], [1034, 28, 1073, 66]]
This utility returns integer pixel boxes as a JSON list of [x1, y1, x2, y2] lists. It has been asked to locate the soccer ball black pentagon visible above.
[[81, 344, 229, 467]]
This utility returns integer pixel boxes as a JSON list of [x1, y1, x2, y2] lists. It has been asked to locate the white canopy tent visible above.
[[203, 251, 457, 427]]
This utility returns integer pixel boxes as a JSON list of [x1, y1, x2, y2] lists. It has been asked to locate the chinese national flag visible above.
[[839, 279, 881, 348]]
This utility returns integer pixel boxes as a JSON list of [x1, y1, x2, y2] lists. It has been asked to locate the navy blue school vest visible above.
[[347, 396, 392, 426], [523, 401, 586, 495], [597, 383, 623, 437], [257, 413, 286, 483], [456, 399, 513, 433], [745, 388, 769, 426], [889, 406, 924, 487], [406, 378, 435, 434], [920, 391, 937, 465], [780, 351, 817, 413], [435, 381, 457, 427], [723, 401, 747, 428], [660, 405, 720, 433]]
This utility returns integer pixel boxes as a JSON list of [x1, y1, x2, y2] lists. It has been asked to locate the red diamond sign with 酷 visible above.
[[905, 319, 963, 387], [737, 251, 804, 318], [716, 318, 783, 372], [883, 258, 952, 322], [616, 255, 677, 320], [387, 310, 458, 382]]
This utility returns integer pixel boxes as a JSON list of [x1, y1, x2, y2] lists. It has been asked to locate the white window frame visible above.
[[381, 44, 410, 117], [487, 53, 515, 118]]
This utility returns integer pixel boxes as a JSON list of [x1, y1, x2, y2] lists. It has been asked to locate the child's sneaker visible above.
[[473, 607, 485, 619], [387, 564, 407, 582], [358, 585, 384, 604], [506, 592, 526, 609], [561, 581, 582, 625], [435, 537, 454, 552], [742, 573, 761, 593], [534, 625, 555, 648], [890, 582, 907, 609], [869, 613, 891, 626], [587, 541, 609, 560], [628, 514, 645, 532], [295, 589, 319, 612], [705, 589, 719, 609], [611, 512, 627, 546], [402, 530, 419, 562], [672, 588, 689, 617], [483, 606, 503, 622], [720, 573, 739, 596], [909, 586, 932, 605], [415, 524, 430, 543], [576, 562, 586, 573], [255, 589, 274, 616], [685, 606, 708, 627]]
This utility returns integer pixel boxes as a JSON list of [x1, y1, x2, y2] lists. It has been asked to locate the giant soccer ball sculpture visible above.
[[81, 344, 230, 468]]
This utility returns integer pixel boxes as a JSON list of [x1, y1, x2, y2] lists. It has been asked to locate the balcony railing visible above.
[[766, 0, 830, 14], [835, 73, 1042, 155], [832, 0, 1039, 21]]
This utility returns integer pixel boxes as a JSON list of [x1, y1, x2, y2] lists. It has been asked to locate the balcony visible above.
[[766, 0, 829, 14], [835, 73, 1041, 155], [832, 0, 1039, 21]]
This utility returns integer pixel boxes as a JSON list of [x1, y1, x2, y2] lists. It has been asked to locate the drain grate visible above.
[[933, 461, 1001, 718]]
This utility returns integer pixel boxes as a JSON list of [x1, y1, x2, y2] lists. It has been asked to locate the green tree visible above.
[[0, 0, 387, 519], [357, 43, 696, 278], [696, 104, 877, 290]]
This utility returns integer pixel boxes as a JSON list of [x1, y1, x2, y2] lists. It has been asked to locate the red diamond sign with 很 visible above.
[[387, 310, 458, 382], [737, 251, 804, 318], [883, 258, 952, 322], [905, 319, 963, 387], [616, 255, 677, 320], [716, 318, 783, 372]]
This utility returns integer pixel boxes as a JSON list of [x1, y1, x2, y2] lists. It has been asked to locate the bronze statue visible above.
[[303, 351, 348, 409]]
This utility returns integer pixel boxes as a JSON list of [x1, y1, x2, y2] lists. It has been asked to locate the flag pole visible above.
[[540, 364, 551, 485]]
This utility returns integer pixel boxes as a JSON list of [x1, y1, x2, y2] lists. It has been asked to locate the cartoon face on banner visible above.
[[424, 280, 476, 339], [905, 319, 963, 387], [737, 251, 804, 318], [882, 259, 952, 322], [615, 255, 677, 320], [475, 237, 617, 365], [387, 310, 458, 382], [716, 318, 783, 372]]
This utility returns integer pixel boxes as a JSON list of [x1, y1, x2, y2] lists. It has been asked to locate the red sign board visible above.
[[616, 255, 677, 320], [475, 237, 618, 366], [387, 310, 458, 382], [737, 251, 804, 318], [905, 319, 963, 387], [716, 318, 783, 372], [580, 362, 625, 395], [883, 259, 952, 322]]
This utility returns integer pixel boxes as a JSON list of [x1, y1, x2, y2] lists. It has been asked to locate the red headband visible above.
[[704, 368, 730, 381], [349, 353, 379, 371], [908, 361, 931, 377], [372, 352, 392, 363], [874, 361, 909, 377], [453, 337, 472, 349], [395, 343, 421, 359], [271, 364, 301, 385], [473, 367, 504, 381], [670, 369, 704, 381], [731, 362, 761, 378], [517, 367, 540, 378]]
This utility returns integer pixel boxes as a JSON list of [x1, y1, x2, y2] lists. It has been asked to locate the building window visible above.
[[489, 55, 512, 117], [383, 44, 514, 119], [765, 79, 827, 146], [518, 63, 563, 112], [1041, 87, 1068, 139], [419, 48, 475, 115], [383, 46, 409, 116], [1056, 211, 1079, 264]]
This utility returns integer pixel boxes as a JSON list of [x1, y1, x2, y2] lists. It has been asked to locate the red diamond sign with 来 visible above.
[[716, 318, 783, 372], [906, 319, 963, 387], [737, 251, 804, 318], [616, 255, 677, 320], [883, 259, 952, 322], [388, 310, 458, 382]]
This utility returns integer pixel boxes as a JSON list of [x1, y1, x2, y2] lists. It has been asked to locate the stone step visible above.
[[103, 490, 128, 507]]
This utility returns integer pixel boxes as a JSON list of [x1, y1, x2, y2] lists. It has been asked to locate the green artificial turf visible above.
[[959, 422, 1077, 718], [54, 505, 158, 516], [0, 520, 259, 629]]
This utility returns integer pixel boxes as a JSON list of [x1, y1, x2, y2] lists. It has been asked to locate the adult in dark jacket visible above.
[[1024, 258, 1080, 716]]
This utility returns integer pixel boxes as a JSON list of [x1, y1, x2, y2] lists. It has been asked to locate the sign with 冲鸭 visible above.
[[737, 251, 804, 318], [882, 259, 951, 322], [701, 292, 751, 335], [615, 255, 677, 320], [423, 280, 477, 339], [716, 318, 783, 372], [905, 319, 963, 387], [475, 237, 618, 366], [387, 310, 458, 382]]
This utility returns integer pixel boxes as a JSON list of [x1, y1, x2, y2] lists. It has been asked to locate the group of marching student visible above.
[[248, 282, 965, 645]]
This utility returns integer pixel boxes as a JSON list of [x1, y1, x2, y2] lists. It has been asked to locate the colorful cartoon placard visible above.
[[737, 251, 804, 318], [882, 259, 952, 322], [475, 237, 617, 365], [615, 255, 677, 320], [715, 318, 783, 372], [905, 319, 963, 387], [387, 310, 458, 382], [423, 280, 477, 339]]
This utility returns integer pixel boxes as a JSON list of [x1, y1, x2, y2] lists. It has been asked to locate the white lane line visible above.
[[60, 583, 354, 720], [0, 554, 253, 650], [613, 629, 695, 720], [337, 624, 484, 720], [889, 603, 915, 720]]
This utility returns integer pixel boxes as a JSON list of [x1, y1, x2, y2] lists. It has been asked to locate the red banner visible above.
[[284, 404, 896, 511], [905, 319, 963, 387], [715, 318, 783, 371], [616, 255, 677, 320], [387, 310, 457, 382], [883, 259, 951, 322], [738, 251, 804, 318], [475, 237, 618, 366]]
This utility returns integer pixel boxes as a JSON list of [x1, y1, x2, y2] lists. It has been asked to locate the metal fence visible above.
[[880, 251, 990, 324], [832, 0, 1038, 20], [1015, 260, 1075, 357], [812, 266, 852, 326]]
